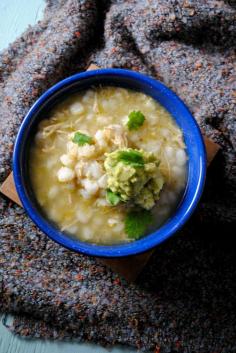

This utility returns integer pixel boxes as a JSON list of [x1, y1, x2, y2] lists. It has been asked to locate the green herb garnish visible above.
[[124, 210, 153, 239], [72, 131, 93, 146], [117, 150, 144, 168], [106, 189, 121, 206], [127, 111, 145, 130]]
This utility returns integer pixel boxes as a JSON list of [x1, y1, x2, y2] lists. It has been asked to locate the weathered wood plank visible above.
[[0, 0, 44, 51]]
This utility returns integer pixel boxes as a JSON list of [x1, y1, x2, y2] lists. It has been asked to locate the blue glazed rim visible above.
[[13, 69, 206, 258]]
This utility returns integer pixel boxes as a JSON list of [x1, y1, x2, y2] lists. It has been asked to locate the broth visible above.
[[30, 87, 187, 245]]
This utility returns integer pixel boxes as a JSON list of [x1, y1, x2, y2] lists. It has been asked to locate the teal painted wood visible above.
[[0, 1, 137, 352], [0, 0, 45, 50]]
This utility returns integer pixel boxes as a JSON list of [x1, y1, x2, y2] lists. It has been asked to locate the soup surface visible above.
[[30, 87, 187, 245]]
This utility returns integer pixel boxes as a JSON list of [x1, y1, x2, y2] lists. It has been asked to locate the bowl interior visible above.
[[14, 69, 206, 257]]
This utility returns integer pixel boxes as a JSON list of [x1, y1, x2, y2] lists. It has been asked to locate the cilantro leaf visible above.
[[124, 210, 153, 239], [117, 150, 144, 168], [106, 189, 121, 206], [72, 131, 93, 146], [127, 111, 145, 130]]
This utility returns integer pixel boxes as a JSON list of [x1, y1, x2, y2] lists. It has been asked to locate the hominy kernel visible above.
[[48, 186, 59, 199], [70, 102, 84, 115], [176, 149, 187, 166], [60, 154, 75, 167], [57, 167, 75, 182], [81, 179, 99, 195], [82, 227, 93, 240], [172, 165, 183, 177], [76, 209, 92, 223], [165, 146, 174, 159]]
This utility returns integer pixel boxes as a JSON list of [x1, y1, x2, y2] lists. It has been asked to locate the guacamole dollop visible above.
[[104, 148, 164, 210]]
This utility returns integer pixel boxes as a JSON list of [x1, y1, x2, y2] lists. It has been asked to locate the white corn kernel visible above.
[[76, 209, 92, 224], [46, 158, 57, 168], [82, 227, 93, 240], [80, 189, 91, 199], [48, 186, 59, 199], [77, 145, 96, 158], [145, 99, 156, 110], [98, 174, 107, 188], [67, 141, 78, 158], [48, 208, 60, 222], [148, 114, 159, 125], [60, 154, 75, 167], [122, 115, 129, 125], [176, 149, 187, 166], [94, 130, 107, 147], [81, 179, 99, 195], [86, 113, 94, 121], [57, 167, 75, 182], [145, 141, 160, 153], [75, 161, 86, 178], [96, 198, 108, 207], [66, 225, 78, 234], [93, 217, 103, 226], [70, 102, 84, 115], [82, 90, 94, 103], [85, 161, 103, 179], [35, 131, 44, 142], [172, 165, 183, 177], [160, 128, 170, 138], [165, 146, 174, 159]]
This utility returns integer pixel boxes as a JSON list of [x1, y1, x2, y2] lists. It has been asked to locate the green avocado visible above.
[[104, 148, 164, 210]]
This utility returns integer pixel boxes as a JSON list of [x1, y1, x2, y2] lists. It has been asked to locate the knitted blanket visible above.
[[0, 1, 235, 351]]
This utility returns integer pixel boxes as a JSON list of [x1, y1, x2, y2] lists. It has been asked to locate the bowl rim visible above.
[[13, 68, 206, 258]]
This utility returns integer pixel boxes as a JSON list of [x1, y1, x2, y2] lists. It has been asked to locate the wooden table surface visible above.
[[0, 1, 135, 352]]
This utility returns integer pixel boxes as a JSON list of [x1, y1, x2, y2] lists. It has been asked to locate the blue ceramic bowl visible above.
[[13, 69, 206, 258]]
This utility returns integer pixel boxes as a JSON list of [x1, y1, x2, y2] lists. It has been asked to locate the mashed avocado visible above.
[[104, 148, 164, 210]]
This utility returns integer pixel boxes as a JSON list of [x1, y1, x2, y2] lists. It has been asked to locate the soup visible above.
[[30, 87, 187, 245]]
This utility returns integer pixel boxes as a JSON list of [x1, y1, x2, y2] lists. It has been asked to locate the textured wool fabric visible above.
[[0, 0, 236, 352]]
